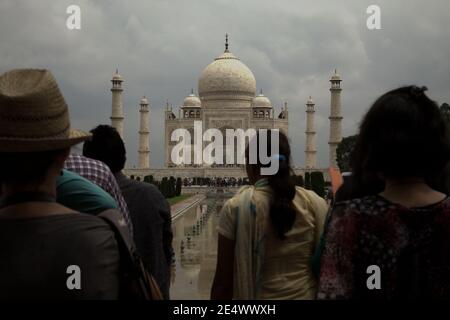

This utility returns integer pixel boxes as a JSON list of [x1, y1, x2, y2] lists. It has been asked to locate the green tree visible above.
[[293, 175, 304, 187], [304, 172, 311, 190], [440, 103, 450, 133], [336, 135, 358, 172], [176, 177, 182, 196], [143, 175, 154, 184], [169, 176, 176, 198], [160, 177, 168, 197], [310, 171, 325, 197]]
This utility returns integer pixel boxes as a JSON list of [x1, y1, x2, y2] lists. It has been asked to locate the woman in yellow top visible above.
[[211, 130, 328, 300]]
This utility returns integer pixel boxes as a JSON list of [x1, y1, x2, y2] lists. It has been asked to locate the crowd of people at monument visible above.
[[1, 68, 450, 300]]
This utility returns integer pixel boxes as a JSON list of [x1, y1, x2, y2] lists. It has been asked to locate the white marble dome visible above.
[[183, 92, 201, 107], [251, 91, 272, 108], [198, 51, 256, 100]]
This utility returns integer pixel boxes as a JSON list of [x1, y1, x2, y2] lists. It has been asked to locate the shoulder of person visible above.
[[134, 180, 165, 200], [339, 195, 378, 208], [131, 179, 157, 192], [331, 195, 380, 218], [54, 213, 118, 249], [442, 196, 450, 207], [436, 197, 450, 221], [62, 213, 114, 232], [128, 180, 170, 214], [58, 170, 106, 194], [223, 186, 252, 210], [295, 186, 326, 205]]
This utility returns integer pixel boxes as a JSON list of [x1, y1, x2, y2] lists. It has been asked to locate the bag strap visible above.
[[98, 209, 153, 300], [98, 209, 135, 254]]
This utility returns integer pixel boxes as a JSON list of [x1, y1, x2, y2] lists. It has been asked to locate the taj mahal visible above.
[[112, 36, 343, 180]]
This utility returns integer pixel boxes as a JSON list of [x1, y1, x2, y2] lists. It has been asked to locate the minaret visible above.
[[329, 69, 343, 168], [284, 101, 289, 118], [138, 96, 150, 169], [305, 96, 317, 169], [110, 69, 124, 139]]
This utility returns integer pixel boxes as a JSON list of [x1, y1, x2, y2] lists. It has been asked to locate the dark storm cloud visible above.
[[1, 0, 449, 168]]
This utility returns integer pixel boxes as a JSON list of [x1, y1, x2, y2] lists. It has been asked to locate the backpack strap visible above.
[[98, 209, 135, 254], [98, 209, 163, 300]]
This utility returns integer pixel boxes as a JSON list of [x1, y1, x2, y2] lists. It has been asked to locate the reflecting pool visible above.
[[170, 195, 227, 299]]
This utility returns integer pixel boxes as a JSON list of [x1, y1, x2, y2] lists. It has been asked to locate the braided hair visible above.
[[246, 130, 296, 240]]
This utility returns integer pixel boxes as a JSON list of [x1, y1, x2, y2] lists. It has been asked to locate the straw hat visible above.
[[0, 69, 91, 152]]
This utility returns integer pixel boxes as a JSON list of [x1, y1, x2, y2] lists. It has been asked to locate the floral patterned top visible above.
[[318, 195, 450, 299]]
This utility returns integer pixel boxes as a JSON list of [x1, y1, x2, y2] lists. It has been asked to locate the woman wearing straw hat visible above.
[[0, 69, 120, 299]]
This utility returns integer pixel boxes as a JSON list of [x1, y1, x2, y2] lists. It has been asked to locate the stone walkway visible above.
[[171, 194, 206, 221]]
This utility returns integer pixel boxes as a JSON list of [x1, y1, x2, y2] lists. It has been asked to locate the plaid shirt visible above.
[[64, 154, 133, 234]]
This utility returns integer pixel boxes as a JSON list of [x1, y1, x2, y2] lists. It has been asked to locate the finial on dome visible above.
[[260, 88, 263, 95], [112, 68, 123, 82], [225, 34, 229, 52], [330, 69, 342, 82], [191, 88, 194, 95], [140, 96, 148, 105]]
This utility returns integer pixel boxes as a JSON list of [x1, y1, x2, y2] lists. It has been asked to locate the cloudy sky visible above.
[[1, 0, 449, 168]]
